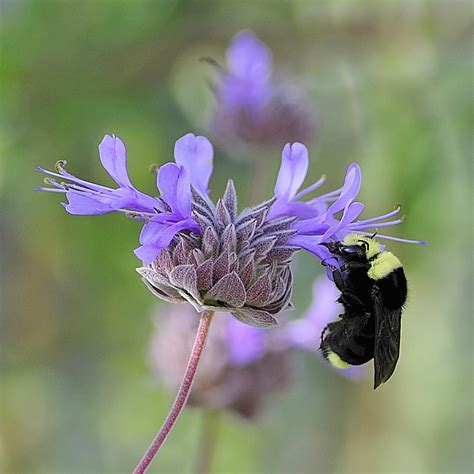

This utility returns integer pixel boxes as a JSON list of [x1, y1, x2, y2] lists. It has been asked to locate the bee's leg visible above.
[[339, 290, 366, 311], [320, 319, 343, 349], [320, 325, 329, 347], [340, 262, 370, 272], [321, 320, 340, 337], [331, 268, 347, 293], [330, 264, 368, 308]]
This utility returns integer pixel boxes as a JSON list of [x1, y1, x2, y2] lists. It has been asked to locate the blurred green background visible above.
[[1, 1, 472, 473]]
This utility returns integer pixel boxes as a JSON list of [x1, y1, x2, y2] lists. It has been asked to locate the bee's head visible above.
[[342, 234, 381, 259], [322, 238, 369, 261], [339, 242, 368, 260]]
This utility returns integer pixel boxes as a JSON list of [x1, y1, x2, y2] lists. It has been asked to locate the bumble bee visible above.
[[320, 234, 407, 389]]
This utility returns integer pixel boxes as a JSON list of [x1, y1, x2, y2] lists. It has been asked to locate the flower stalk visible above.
[[133, 311, 215, 474], [194, 411, 220, 474]]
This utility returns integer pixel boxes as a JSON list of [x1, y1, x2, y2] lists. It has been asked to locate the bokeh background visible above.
[[1, 1, 473, 473]]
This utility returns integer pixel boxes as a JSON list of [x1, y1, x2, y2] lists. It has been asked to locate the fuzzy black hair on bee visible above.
[[320, 233, 408, 389]]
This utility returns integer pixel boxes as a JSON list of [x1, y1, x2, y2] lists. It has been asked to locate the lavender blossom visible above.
[[36, 134, 203, 264], [149, 305, 292, 419], [210, 30, 315, 149], [37, 133, 424, 329]]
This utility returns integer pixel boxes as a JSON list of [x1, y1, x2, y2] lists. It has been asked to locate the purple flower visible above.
[[37, 133, 424, 328], [225, 316, 266, 367], [173, 133, 214, 194], [285, 276, 366, 379], [37, 133, 212, 264], [265, 143, 426, 263], [210, 31, 315, 149], [36, 135, 160, 215], [220, 30, 272, 112], [268, 142, 325, 220]]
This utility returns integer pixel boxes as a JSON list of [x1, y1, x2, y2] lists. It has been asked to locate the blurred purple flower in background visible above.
[[219, 30, 272, 113], [149, 305, 292, 419], [210, 30, 315, 149], [225, 317, 266, 367]]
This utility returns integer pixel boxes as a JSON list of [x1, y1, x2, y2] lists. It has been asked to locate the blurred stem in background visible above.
[[250, 151, 273, 204], [195, 411, 220, 474]]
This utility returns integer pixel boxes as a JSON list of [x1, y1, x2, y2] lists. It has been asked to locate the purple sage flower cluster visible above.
[[37, 132, 422, 328], [210, 30, 315, 149]]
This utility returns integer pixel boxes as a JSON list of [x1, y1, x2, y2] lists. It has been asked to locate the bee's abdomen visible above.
[[321, 314, 375, 367]]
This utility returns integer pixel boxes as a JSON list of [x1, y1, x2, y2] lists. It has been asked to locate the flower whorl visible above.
[[137, 180, 298, 327]]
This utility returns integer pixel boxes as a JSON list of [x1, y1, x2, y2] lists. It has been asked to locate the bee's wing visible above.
[[373, 293, 402, 389]]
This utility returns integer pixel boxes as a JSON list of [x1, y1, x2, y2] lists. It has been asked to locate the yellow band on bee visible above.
[[326, 351, 352, 369], [368, 251, 402, 280]]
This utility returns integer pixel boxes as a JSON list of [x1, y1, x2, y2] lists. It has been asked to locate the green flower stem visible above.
[[133, 311, 215, 474], [194, 411, 220, 474]]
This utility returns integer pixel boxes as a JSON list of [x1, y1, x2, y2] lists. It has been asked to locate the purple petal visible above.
[[138, 220, 167, 246], [274, 143, 309, 201], [98, 135, 133, 188], [134, 244, 162, 264], [292, 215, 329, 234], [135, 218, 198, 264], [338, 201, 365, 227], [288, 235, 332, 261], [327, 163, 361, 215], [37, 162, 161, 215], [321, 202, 365, 242], [63, 191, 115, 215], [157, 163, 191, 218], [227, 30, 272, 81], [268, 200, 318, 221], [225, 314, 266, 366], [174, 134, 213, 194]]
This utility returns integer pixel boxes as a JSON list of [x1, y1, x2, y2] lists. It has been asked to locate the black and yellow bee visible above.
[[320, 234, 408, 389]]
